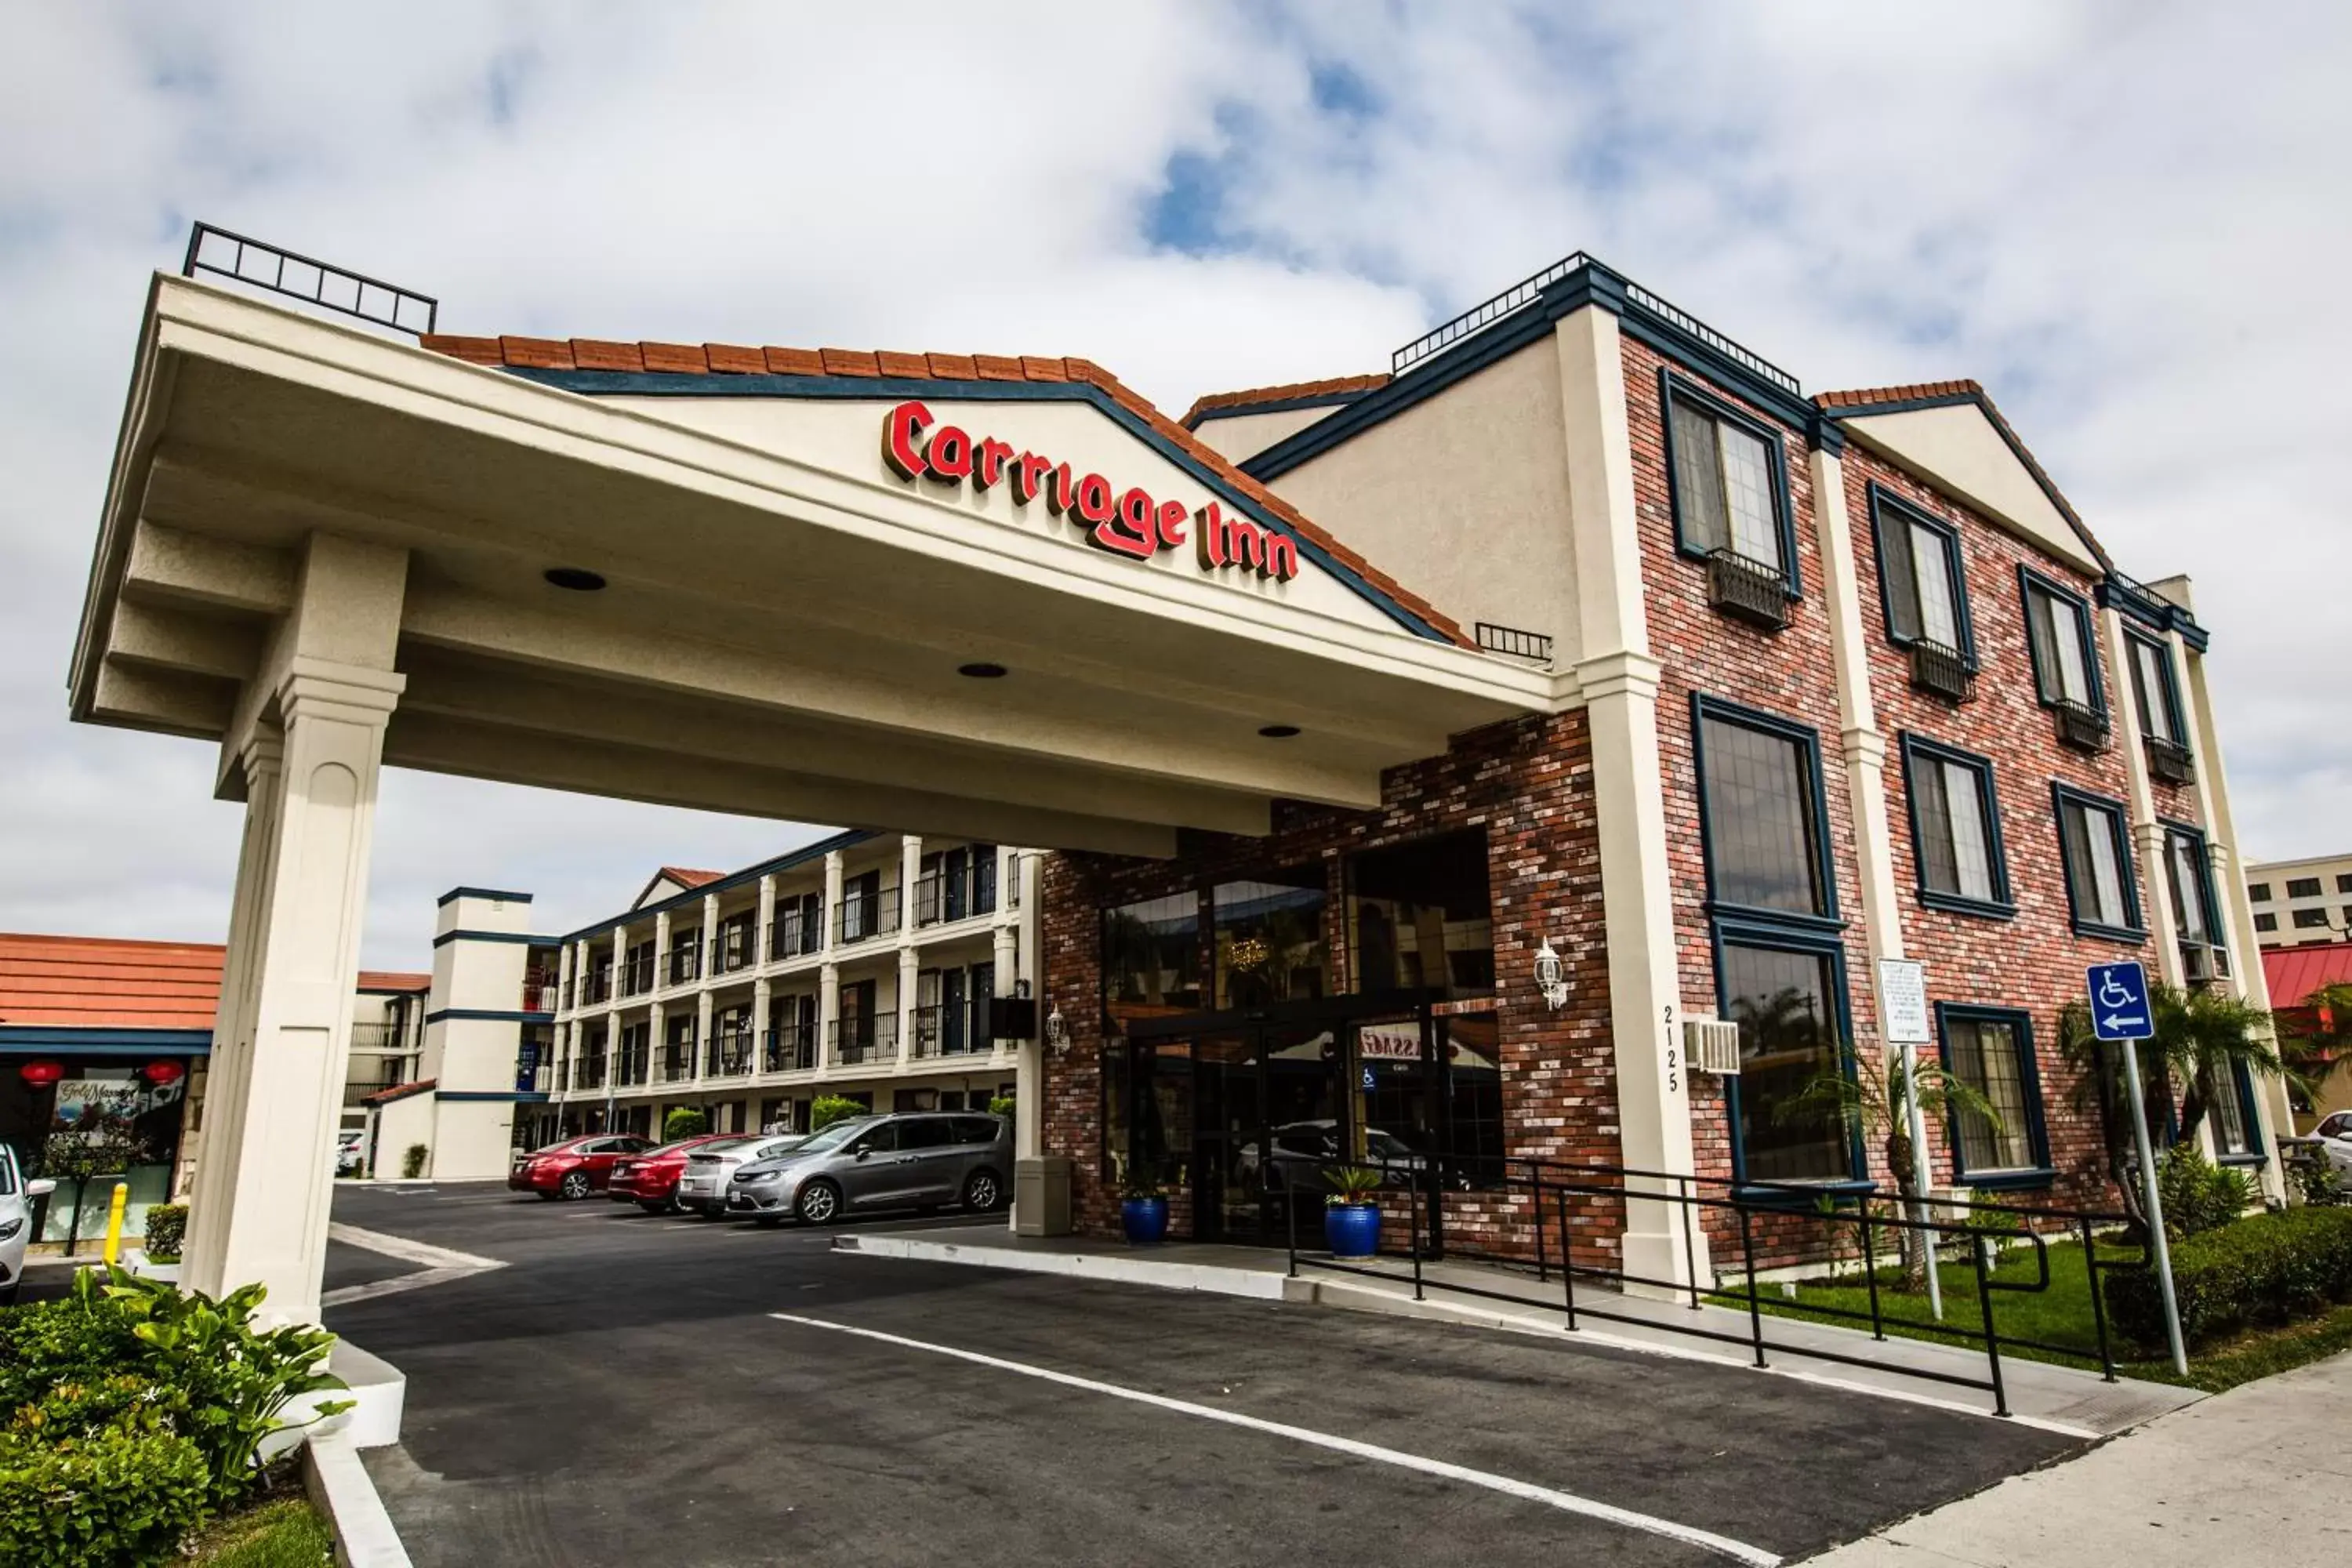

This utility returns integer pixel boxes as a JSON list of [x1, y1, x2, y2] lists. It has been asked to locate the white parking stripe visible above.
[[769, 1313, 1783, 1568], [321, 1223, 506, 1309]]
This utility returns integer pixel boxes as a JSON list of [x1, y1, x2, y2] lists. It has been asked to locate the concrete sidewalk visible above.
[[1801, 1347, 2352, 1566], [837, 1227, 2197, 1437]]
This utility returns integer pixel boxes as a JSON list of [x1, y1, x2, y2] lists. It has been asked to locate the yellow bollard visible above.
[[100, 1181, 130, 1267]]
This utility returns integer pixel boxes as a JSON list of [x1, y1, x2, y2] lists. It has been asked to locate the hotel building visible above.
[[2245, 851, 2352, 949]]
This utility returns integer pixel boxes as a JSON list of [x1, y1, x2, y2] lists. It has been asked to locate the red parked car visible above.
[[606, 1134, 741, 1214], [509, 1134, 653, 1200]]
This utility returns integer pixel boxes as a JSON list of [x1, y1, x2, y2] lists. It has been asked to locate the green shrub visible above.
[[143, 1205, 187, 1263], [809, 1095, 865, 1132], [400, 1144, 428, 1179], [986, 1096, 1017, 1120], [2157, 1145, 2259, 1239], [662, 1107, 710, 1141], [0, 1392, 212, 1567], [2106, 1205, 2352, 1348]]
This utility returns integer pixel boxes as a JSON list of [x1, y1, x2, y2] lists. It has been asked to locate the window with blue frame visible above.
[[1870, 485, 1974, 662], [2019, 568, 2103, 714], [2163, 824, 2224, 955], [2053, 784, 2143, 940], [2210, 1061, 2264, 1165], [1662, 372, 1798, 590], [1693, 695, 1854, 1186], [1936, 1004, 2050, 1185], [2125, 630, 2187, 747], [1900, 735, 2012, 916]]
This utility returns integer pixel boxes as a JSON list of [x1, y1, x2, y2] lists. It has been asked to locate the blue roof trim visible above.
[[425, 1009, 554, 1025], [503, 368, 1456, 646], [1246, 260, 1825, 485], [0, 1026, 210, 1055], [438, 887, 533, 907], [2099, 576, 2209, 652], [1182, 390, 1370, 429], [556, 829, 877, 945], [432, 929, 552, 949]]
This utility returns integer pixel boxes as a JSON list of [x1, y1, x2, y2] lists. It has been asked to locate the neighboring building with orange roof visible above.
[[1180, 373, 1392, 466], [2264, 943, 2352, 1127]]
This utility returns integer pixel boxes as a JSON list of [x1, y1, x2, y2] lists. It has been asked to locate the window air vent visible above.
[[2052, 699, 2111, 753], [1909, 640, 1975, 704], [1684, 1017, 1744, 1075], [2180, 942, 2230, 985], [1705, 549, 1789, 630], [2146, 736, 2195, 786]]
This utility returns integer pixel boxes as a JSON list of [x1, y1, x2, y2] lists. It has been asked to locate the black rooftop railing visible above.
[[181, 222, 437, 336]]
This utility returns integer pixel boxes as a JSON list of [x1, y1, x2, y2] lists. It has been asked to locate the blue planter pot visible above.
[[1121, 1196, 1169, 1246], [1325, 1202, 1380, 1259]]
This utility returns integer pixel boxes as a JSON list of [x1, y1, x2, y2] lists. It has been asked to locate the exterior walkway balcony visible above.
[[831, 1014, 898, 1067]]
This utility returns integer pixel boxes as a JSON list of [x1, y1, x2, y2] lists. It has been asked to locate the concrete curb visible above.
[[303, 1431, 412, 1568], [838, 1232, 1298, 1301]]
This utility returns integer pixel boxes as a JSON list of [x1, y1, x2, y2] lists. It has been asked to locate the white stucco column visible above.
[[1556, 303, 1705, 1293], [695, 985, 716, 1085], [818, 961, 841, 1069], [183, 661, 403, 1323], [901, 834, 924, 931], [897, 945, 920, 1066], [653, 909, 673, 993], [822, 851, 845, 955], [2101, 608, 2183, 986], [752, 975, 773, 1080], [756, 873, 778, 967]]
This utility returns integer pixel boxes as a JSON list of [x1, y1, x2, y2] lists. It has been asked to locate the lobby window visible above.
[[2020, 569, 2107, 747], [1900, 735, 2011, 916], [1938, 1006, 2049, 1185], [1722, 939, 1853, 1185], [2293, 908, 2329, 930], [1696, 699, 1834, 920], [2254, 912, 2277, 932], [2053, 784, 2142, 940], [1348, 829, 1495, 996], [2247, 883, 2271, 902], [1103, 892, 1202, 1028], [2287, 877, 2323, 899], [1871, 486, 1974, 670], [1214, 868, 1328, 1008]]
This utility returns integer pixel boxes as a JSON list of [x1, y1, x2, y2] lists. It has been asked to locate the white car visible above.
[[336, 1129, 368, 1178], [2311, 1111, 2352, 1189], [1, 1146, 57, 1305]]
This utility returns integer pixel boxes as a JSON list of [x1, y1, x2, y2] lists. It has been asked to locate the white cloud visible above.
[[0, 1, 2344, 967]]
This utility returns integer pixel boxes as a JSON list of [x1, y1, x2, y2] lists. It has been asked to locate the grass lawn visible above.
[[186, 1494, 333, 1567], [1712, 1235, 2352, 1394]]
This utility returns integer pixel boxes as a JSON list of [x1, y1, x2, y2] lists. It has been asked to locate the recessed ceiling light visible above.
[[958, 662, 1008, 679], [1258, 724, 1301, 739], [544, 568, 607, 592]]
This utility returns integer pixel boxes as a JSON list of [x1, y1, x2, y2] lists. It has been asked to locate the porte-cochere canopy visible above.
[[71, 276, 1553, 857]]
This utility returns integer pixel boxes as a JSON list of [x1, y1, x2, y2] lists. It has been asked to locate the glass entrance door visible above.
[[1189, 1033, 1258, 1243], [1186, 1025, 1349, 1244]]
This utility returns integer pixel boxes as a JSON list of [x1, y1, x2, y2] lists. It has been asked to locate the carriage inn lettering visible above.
[[881, 400, 1301, 581]]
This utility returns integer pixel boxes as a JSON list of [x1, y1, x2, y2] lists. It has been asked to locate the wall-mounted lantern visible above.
[[1534, 938, 1570, 1011], [1044, 1004, 1069, 1054]]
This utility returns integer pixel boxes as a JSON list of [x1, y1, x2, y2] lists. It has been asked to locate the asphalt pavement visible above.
[[328, 1181, 2079, 1567]]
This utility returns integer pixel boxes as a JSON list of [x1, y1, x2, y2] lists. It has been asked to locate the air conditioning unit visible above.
[[1684, 1017, 1743, 1075], [2181, 943, 2231, 985]]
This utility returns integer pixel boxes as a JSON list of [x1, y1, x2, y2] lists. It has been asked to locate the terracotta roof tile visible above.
[[1813, 379, 1982, 410], [364, 1077, 435, 1106], [659, 866, 727, 891], [1181, 373, 1389, 427], [819, 348, 880, 378], [415, 333, 1472, 647], [704, 343, 767, 376], [0, 935, 425, 1032], [358, 971, 432, 993], [570, 339, 645, 373]]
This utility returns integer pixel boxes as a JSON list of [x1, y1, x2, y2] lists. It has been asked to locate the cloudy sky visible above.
[[2, 2, 2347, 967]]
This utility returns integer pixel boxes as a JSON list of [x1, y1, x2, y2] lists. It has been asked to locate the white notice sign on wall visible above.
[[1877, 958, 1931, 1045]]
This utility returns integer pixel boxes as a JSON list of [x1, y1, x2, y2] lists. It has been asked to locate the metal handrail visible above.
[[1393, 252, 1592, 374], [181, 222, 437, 335]]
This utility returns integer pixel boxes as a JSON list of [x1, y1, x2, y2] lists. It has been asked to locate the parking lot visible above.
[[328, 1182, 2078, 1566]]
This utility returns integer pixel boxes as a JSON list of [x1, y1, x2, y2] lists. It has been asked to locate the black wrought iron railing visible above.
[[2053, 699, 2111, 753], [836, 889, 902, 946], [655, 1043, 695, 1083], [704, 1031, 756, 1078], [829, 1014, 898, 1065], [1473, 622, 1553, 662], [2145, 736, 2195, 786], [1910, 639, 1976, 704], [769, 909, 822, 960], [182, 223, 438, 335], [1706, 549, 1789, 630], [909, 1003, 992, 1059], [1393, 252, 1593, 374], [667, 946, 702, 986], [1283, 1154, 2144, 1417], [764, 1024, 818, 1074], [621, 957, 655, 996]]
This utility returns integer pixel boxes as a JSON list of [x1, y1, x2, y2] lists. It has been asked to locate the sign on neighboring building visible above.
[[1876, 958, 1930, 1045]]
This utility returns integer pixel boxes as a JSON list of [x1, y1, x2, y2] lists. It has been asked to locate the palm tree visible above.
[[2275, 981, 2352, 1120], [1787, 1047, 2002, 1287]]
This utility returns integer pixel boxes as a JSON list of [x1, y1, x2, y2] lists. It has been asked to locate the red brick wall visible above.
[[1845, 446, 2165, 1207], [1039, 710, 1617, 1260]]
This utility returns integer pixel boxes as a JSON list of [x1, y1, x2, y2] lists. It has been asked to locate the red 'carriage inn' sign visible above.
[[880, 400, 1301, 581]]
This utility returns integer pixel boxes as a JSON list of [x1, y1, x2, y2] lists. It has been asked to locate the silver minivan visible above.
[[726, 1112, 1010, 1226]]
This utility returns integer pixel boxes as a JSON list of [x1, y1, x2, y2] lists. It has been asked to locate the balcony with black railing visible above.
[[1705, 549, 1789, 631], [575, 1054, 610, 1091], [836, 887, 902, 946], [582, 969, 613, 1006], [769, 907, 823, 961], [764, 1022, 818, 1074], [349, 1022, 403, 1052], [712, 924, 758, 976], [655, 1040, 696, 1084], [909, 1003, 995, 1060], [615, 1044, 651, 1087], [667, 945, 702, 986], [913, 871, 997, 929], [829, 1013, 898, 1065], [622, 956, 655, 997], [2053, 699, 2110, 753], [704, 1030, 757, 1079], [1908, 639, 1975, 704], [2145, 735, 2195, 786]]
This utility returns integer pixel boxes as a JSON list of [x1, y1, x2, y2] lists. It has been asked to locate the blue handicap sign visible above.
[[2087, 961, 2154, 1041]]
